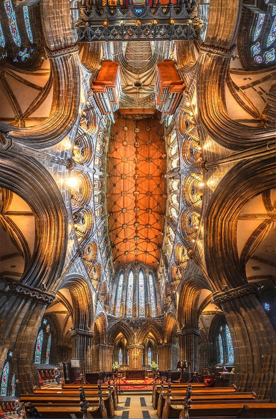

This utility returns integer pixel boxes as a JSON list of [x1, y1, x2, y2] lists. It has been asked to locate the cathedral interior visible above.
[[0, 0, 276, 418]]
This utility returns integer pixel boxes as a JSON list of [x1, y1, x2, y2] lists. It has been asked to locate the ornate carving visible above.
[[46, 45, 79, 58], [77, 23, 199, 42], [200, 43, 237, 57], [2, 282, 55, 305], [213, 284, 260, 306], [70, 328, 94, 338], [181, 327, 200, 337]]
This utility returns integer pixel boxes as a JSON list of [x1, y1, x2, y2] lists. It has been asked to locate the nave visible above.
[[0, 0, 276, 418]]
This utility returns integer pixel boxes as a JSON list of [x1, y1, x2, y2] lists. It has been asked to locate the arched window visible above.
[[148, 273, 156, 317], [11, 374, 16, 396], [0, 22, 5, 48], [225, 325, 234, 364], [46, 334, 52, 364], [118, 348, 123, 365], [23, 6, 33, 43], [267, 16, 276, 47], [1, 362, 9, 396], [218, 334, 224, 365], [148, 347, 152, 365], [115, 273, 124, 317], [126, 270, 134, 317], [138, 270, 145, 318], [34, 329, 44, 364], [4, 0, 21, 47]]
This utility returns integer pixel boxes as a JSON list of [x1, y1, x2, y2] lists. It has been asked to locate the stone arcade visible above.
[[0, 0, 276, 418]]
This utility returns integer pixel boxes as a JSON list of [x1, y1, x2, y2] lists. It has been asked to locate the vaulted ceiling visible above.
[[107, 114, 166, 269]]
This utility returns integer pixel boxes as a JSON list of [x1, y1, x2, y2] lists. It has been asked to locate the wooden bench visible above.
[[157, 393, 257, 418], [21, 394, 114, 418], [162, 400, 276, 418], [152, 385, 237, 409], [25, 404, 107, 419]]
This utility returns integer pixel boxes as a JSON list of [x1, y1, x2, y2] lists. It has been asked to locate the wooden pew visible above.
[[25, 404, 107, 419], [157, 393, 257, 418], [21, 394, 114, 418], [162, 399, 276, 418], [153, 385, 237, 410]]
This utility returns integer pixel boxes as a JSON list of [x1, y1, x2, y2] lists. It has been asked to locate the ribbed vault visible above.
[[107, 114, 166, 268]]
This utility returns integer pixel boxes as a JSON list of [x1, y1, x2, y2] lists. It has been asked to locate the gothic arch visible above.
[[137, 321, 163, 345], [107, 321, 133, 345], [178, 276, 211, 329], [59, 275, 94, 331]]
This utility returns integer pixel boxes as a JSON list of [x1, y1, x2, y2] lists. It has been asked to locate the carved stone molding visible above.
[[181, 327, 200, 337], [46, 45, 79, 58], [70, 328, 94, 338], [213, 284, 259, 307], [200, 43, 237, 57], [2, 282, 55, 305]]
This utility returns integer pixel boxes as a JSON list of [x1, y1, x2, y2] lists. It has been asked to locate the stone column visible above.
[[213, 284, 276, 398], [70, 328, 94, 374], [179, 327, 200, 373], [128, 345, 144, 369], [158, 344, 172, 370]]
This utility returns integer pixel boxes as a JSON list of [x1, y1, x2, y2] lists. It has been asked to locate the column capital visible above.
[[181, 327, 200, 337], [69, 328, 94, 338], [199, 43, 237, 58], [213, 283, 259, 307]]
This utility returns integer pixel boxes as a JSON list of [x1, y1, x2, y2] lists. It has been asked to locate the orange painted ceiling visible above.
[[107, 115, 166, 269]]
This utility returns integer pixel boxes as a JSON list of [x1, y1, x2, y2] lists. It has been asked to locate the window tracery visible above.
[[23, 6, 33, 44], [0, 362, 9, 396], [115, 273, 124, 317], [126, 270, 134, 317], [139, 270, 145, 318], [11, 374, 16, 397], [46, 334, 51, 365], [0, 22, 5, 48], [4, 0, 21, 48], [149, 273, 156, 317], [34, 330, 43, 364]]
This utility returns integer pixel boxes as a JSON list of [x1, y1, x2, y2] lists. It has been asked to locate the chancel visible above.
[[0, 0, 276, 418]]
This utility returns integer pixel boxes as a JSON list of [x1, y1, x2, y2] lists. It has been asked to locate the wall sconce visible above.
[[169, 18, 175, 25], [103, 19, 109, 26], [66, 176, 80, 190]]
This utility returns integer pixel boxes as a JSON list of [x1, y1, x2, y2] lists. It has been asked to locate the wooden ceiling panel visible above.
[[107, 115, 166, 268]]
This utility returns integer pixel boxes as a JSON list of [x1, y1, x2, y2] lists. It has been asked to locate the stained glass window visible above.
[[34, 330, 43, 364], [118, 348, 123, 365], [138, 270, 145, 318], [0, 22, 5, 48], [115, 273, 124, 317], [11, 374, 16, 396], [218, 334, 224, 365], [46, 335, 51, 364], [127, 351, 129, 366], [1, 363, 9, 396], [23, 6, 33, 44], [251, 42, 261, 57], [149, 273, 156, 317], [264, 303, 271, 311], [4, 0, 21, 48], [264, 48, 275, 63], [148, 348, 152, 365], [126, 270, 134, 317], [225, 325, 234, 364], [46, 324, 51, 334], [253, 13, 265, 42], [267, 16, 276, 47]]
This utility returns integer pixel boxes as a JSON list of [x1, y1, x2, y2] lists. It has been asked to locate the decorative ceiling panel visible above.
[[107, 115, 166, 268]]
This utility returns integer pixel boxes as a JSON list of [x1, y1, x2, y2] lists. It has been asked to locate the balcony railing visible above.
[[76, 0, 202, 41]]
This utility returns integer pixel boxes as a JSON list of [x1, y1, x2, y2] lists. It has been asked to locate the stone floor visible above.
[[115, 393, 158, 419]]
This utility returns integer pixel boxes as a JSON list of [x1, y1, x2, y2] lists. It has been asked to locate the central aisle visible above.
[[115, 394, 158, 419]]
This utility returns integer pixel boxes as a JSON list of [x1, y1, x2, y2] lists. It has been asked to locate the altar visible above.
[[125, 369, 146, 380]]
